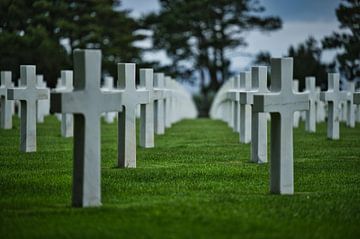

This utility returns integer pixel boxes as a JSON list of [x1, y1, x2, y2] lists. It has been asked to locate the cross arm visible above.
[[7, 87, 26, 100], [354, 92, 360, 105], [253, 93, 309, 113]]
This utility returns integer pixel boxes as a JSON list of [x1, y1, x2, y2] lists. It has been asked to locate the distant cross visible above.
[[0, 71, 13, 129], [320, 73, 347, 140], [36, 75, 49, 123], [316, 87, 326, 123], [164, 76, 173, 129], [8, 66, 49, 152], [239, 72, 252, 144], [293, 80, 301, 128], [253, 58, 309, 194], [239, 66, 268, 163], [51, 49, 123, 207], [117, 63, 150, 168], [345, 82, 355, 128], [154, 73, 166, 135], [227, 76, 240, 132], [102, 76, 117, 124], [139, 68, 158, 148], [304, 77, 319, 133], [60, 70, 74, 137]]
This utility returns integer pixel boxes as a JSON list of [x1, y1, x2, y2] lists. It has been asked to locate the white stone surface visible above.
[[316, 87, 326, 122], [117, 63, 149, 168], [60, 71, 74, 137], [36, 75, 50, 123], [345, 82, 355, 128], [253, 58, 309, 195], [139, 68, 156, 148], [51, 49, 123, 207], [102, 76, 117, 124], [0, 71, 13, 129], [320, 73, 347, 140], [304, 77, 318, 132], [154, 73, 165, 135], [8, 66, 49, 152], [293, 80, 300, 128], [239, 66, 268, 163], [239, 72, 252, 144], [354, 92, 360, 105]]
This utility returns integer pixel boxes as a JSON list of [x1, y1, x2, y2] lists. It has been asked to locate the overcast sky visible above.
[[121, 0, 341, 92]]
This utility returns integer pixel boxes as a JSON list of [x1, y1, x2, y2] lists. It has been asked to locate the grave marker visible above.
[[117, 63, 150, 168], [8, 66, 49, 152], [239, 66, 268, 163], [51, 49, 123, 207], [253, 58, 309, 194], [0, 71, 13, 129], [345, 82, 355, 128], [304, 77, 318, 132], [320, 73, 347, 140], [154, 73, 165, 135], [239, 72, 252, 143]]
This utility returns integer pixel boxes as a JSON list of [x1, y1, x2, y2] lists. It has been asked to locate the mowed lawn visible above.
[[1, 116, 360, 239]]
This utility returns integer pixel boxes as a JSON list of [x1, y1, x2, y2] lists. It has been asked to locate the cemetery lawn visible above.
[[1, 117, 360, 239]]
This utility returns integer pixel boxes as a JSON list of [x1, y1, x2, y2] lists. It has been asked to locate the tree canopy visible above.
[[322, 0, 360, 83], [0, 0, 144, 87]]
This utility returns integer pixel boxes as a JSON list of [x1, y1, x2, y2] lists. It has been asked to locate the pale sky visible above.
[[121, 0, 341, 92]]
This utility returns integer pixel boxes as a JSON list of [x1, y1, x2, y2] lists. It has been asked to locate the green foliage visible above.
[[322, 0, 360, 82], [0, 0, 144, 87], [1, 116, 360, 238], [288, 37, 331, 91], [144, 0, 282, 115]]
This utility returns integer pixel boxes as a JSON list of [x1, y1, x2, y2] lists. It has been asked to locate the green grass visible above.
[[1, 116, 360, 239]]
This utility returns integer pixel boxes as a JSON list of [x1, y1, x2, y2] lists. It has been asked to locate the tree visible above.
[[322, 0, 360, 83], [144, 0, 281, 116], [0, 0, 144, 87], [288, 37, 330, 90]]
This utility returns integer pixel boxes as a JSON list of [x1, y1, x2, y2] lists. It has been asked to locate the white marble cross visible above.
[[253, 58, 309, 195], [36, 75, 50, 123], [139, 68, 157, 148], [239, 66, 268, 163], [345, 82, 355, 128], [293, 80, 301, 128], [102, 76, 117, 124], [320, 73, 347, 140], [0, 71, 13, 129], [8, 66, 49, 152], [239, 72, 252, 144], [164, 76, 173, 129], [304, 77, 319, 133], [154, 73, 166, 135], [117, 63, 150, 168], [227, 76, 240, 133], [60, 70, 74, 137], [316, 87, 326, 122], [51, 49, 123, 207]]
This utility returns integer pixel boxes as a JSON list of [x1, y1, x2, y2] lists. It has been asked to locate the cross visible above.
[[253, 58, 309, 195], [154, 73, 166, 135], [164, 76, 173, 129], [304, 77, 319, 133], [117, 63, 150, 168], [293, 80, 301, 128], [345, 82, 355, 128], [51, 49, 123, 207], [227, 76, 240, 132], [36, 75, 50, 123], [239, 66, 268, 163], [320, 73, 347, 140], [239, 72, 252, 144], [139, 68, 158, 148], [315, 87, 326, 123], [59, 70, 74, 137], [0, 71, 13, 129], [8, 66, 49, 152], [102, 76, 117, 124]]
